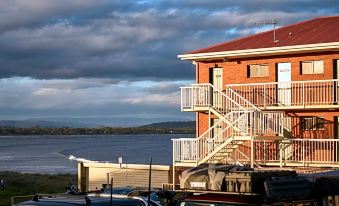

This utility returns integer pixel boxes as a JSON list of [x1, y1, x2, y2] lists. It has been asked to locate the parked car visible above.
[[14, 194, 159, 206], [174, 192, 263, 206], [88, 187, 162, 206]]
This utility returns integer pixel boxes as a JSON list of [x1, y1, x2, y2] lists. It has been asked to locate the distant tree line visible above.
[[0, 126, 195, 135]]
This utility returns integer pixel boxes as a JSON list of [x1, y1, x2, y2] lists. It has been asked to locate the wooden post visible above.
[[110, 177, 113, 206]]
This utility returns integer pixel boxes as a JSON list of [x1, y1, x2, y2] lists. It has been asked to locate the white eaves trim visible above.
[[178, 42, 339, 61]]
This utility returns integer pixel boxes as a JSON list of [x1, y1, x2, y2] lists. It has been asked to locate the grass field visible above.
[[0, 172, 76, 206]]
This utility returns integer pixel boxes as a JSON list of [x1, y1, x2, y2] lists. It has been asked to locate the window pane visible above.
[[313, 60, 324, 74], [301, 117, 313, 130], [259, 65, 269, 76], [249, 65, 258, 77], [302, 61, 313, 74], [316, 117, 325, 129], [249, 64, 268, 77]]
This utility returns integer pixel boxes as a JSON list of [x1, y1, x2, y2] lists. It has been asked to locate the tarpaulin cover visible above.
[[179, 163, 252, 190]]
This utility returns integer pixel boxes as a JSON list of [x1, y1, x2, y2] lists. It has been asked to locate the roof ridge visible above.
[[188, 28, 273, 54], [274, 15, 339, 32], [186, 15, 339, 55]]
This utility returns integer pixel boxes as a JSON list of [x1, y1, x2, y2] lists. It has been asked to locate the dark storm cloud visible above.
[[0, 0, 337, 81]]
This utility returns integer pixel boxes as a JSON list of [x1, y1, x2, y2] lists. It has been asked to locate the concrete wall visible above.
[[78, 162, 171, 192]]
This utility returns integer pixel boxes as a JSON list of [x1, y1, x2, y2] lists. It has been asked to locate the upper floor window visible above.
[[248, 64, 269, 77], [301, 116, 324, 130], [301, 60, 324, 74]]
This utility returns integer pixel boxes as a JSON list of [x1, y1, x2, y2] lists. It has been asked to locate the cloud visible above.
[[0, 1, 336, 81], [0, 0, 99, 33], [0, 1, 336, 121], [0, 77, 193, 120]]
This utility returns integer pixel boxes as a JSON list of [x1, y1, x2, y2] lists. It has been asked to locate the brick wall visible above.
[[195, 51, 339, 138], [287, 110, 339, 139]]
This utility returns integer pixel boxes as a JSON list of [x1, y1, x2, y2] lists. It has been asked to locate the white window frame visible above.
[[248, 64, 269, 77], [301, 60, 324, 74], [301, 116, 325, 130]]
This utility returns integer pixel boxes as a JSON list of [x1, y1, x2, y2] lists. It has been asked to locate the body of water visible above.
[[0, 134, 192, 174]]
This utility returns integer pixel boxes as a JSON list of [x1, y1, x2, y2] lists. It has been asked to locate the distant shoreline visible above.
[[0, 126, 195, 135]]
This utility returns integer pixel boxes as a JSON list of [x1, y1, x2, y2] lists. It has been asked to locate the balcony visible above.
[[234, 139, 339, 167], [181, 84, 211, 112], [173, 138, 339, 168], [228, 79, 339, 110]]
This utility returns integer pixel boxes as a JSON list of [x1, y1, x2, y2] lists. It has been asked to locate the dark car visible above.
[[14, 195, 150, 206], [174, 192, 263, 206]]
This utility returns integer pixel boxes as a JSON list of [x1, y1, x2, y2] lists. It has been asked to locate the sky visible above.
[[0, 0, 338, 125]]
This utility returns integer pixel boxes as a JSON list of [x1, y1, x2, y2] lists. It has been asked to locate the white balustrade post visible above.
[[302, 82, 305, 107], [263, 84, 266, 108], [195, 140, 198, 165], [181, 88, 183, 111], [191, 87, 194, 110], [208, 85, 211, 106]]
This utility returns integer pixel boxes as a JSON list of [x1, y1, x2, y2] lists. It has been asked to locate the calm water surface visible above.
[[0, 134, 192, 174]]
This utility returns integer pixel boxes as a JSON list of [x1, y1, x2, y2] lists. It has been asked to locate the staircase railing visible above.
[[226, 86, 284, 136], [173, 111, 249, 164], [181, 83, 284, 136], [175, 83, 284, 166]]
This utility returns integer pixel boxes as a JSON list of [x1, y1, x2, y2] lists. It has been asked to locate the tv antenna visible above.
[[255, 17, 279, 43]]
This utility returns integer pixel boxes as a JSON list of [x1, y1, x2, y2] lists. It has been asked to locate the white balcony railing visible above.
[[174, 138, 339, 166], [181, 84, 211, 110], [228, 79, 339, 108], [173, 138, 197, 163], [181, 84, 247, 113], [233, 139, 339, 165], [180, 84, 284, 136]]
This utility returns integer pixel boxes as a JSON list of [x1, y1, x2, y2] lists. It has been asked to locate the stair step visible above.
[[225, 145, 239, 149], [256, 136, 285, 140]]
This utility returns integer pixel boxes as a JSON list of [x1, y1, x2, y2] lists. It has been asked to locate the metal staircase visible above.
[[173, 83, 284, 167]]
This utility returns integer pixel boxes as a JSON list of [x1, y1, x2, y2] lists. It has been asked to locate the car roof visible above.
[[15, 195, 145, 206]]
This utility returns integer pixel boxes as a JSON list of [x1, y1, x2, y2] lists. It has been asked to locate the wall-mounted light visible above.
[[118, 157, 123, 168]]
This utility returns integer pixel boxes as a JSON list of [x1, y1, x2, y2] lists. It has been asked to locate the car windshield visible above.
[[103, 187, 134, 195]]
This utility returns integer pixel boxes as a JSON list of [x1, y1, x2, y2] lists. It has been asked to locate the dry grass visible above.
[[0, 172, 76, 206]]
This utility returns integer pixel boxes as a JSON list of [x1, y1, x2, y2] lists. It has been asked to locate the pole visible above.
[[148, 158, 152, 206], [251, 138, 254, 168], [110, 177, 113, 206]]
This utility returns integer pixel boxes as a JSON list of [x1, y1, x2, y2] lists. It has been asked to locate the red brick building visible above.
[[173, 16, 339, 169]]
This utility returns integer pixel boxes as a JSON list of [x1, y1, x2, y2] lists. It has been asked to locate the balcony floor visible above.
[[261, 104, 339, 111]]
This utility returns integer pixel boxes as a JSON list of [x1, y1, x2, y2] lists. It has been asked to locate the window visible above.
[[301, 60, 324, 74], [248, 64, 269, 77], [301, 117, 324, 130]]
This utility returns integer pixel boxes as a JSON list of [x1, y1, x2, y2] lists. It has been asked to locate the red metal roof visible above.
[[188, 16, 339, 55]]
